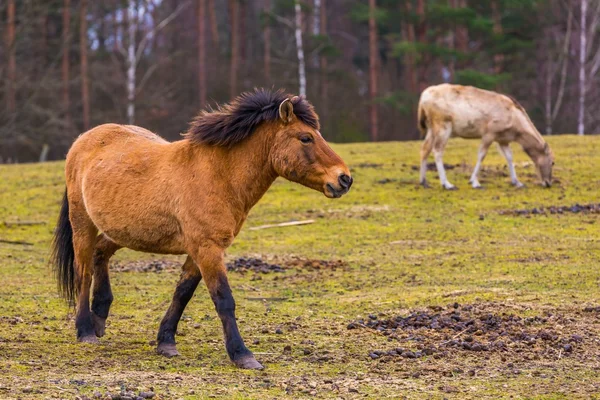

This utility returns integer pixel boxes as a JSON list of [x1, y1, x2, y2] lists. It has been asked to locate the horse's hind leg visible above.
[[432, 122, 456, 190], [419, 129, 433, 188], [70, 205, 99, 343], [157, 256, 202, 357], [91, 235, 121, 337]]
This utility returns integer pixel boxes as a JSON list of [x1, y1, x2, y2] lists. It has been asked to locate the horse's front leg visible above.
[[193, 243, 263, 370], [157, 256, 202, 357]]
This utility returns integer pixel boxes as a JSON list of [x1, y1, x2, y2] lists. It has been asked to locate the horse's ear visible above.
[[278, 98, 295, 124], [544, 142, 550, 155]]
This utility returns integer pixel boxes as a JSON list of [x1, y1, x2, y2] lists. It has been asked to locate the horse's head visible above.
[[270, 97, 352, 198], [532, 142, 554, 188]]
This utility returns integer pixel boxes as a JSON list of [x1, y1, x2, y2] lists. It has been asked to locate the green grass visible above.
[[0, 136, 599, 399]]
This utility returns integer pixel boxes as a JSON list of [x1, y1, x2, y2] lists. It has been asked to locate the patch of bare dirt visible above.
[[348, 302, 600, 363], [500, 203, 600, 216], [111, 260, 182, 273], [111, 257, 347, 274], [411, 162, 457, 172]]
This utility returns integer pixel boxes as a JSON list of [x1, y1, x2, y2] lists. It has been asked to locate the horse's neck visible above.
[[515, 112, 545, 155], [219, 128, 278, 212]]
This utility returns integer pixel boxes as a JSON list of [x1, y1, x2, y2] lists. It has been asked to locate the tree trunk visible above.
[[6, 0, 16, 114], [405, 0, 418, 93], [368, 0, 378, 141], [80, 0, 90, 131], [294, 1, 306, 97], [263, 0, 271, 82], [127, 0, 137, 124], [229, 0, 239, 98], [198, 0, 207, 108], [491, 0, 503, 75], [578, 0, 587, 135], [208, 0, 219, 48], [62, 0, 71, 128], [312, 0, 321, 68], [320, 0, 328, 121], [415, 0, 428, 91]]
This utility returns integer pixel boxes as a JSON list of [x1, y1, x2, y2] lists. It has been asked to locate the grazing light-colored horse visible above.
[[418, 84, 554, 189], [51, 89, 353, 370]]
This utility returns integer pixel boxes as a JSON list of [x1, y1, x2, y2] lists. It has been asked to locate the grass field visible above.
[[1, 136, 599, 399]]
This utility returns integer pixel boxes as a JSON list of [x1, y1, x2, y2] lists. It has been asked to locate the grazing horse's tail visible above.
[[417, 103, 428, 138], [50, 189, 76, 304]]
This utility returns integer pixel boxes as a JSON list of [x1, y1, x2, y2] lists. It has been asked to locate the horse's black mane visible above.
[[184, 88, 320, 147]]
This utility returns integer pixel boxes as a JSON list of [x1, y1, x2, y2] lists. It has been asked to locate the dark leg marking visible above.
[[157, 256, 202, 357], [91, 236, 120, 337], [211, 276, 263, 369]]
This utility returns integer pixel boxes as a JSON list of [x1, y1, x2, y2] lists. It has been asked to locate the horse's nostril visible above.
[[339, 174, 352, 189]]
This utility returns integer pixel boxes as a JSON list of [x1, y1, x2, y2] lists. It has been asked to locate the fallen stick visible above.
[[0, 239, 33, 246], [249, 219, 315, 231], [4, 221, 47, 227]]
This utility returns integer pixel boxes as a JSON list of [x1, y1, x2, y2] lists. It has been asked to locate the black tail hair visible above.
[[50, 189, 76, 304]]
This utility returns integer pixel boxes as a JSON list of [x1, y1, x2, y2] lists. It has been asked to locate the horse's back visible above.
[[420, 84, 517, 139]]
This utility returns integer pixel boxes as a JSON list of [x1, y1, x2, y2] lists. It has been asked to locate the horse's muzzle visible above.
[[326, 174, 353, 198]]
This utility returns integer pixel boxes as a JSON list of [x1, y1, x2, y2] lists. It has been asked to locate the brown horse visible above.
[[50, 89, 352, 370]]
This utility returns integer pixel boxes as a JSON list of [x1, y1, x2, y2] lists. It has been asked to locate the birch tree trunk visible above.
[[127, 0, 137, 124], [198, 0, 207, 108], [62, 0, 71, 128], [263, 0, 271, 82], [6, 0, 16, 114], [80, 0, 90, 130], [579, 0, 587, 135], [368, 0, 378, 141], [294, 1, 306, 97]]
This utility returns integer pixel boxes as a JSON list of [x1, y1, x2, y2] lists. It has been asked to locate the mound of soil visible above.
[[500, 203, 600, 216], [227, 256, 346, 273], [226, 257, 285, 273], [348, 303, 595, 361]]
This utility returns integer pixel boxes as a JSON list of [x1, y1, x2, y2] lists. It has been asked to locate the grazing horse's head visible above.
[[185, 89, 352, 198], [527, 142, 554, 188], [270, 97, 352, 198]]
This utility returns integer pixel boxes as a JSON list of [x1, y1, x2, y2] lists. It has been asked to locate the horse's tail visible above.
[[51, 189, 76, 304], [417, 102, 428, 139]]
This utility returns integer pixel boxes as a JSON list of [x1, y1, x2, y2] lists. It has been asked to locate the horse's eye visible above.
[[552, 162, 555, 166], [299, 135, 313, 144]]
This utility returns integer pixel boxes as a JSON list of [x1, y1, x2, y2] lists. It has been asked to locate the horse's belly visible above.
[[83, 179, 185, 254], [100, 223, 185, 254]]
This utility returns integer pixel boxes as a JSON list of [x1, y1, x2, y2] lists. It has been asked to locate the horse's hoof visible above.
[[513, 182, 525, 189], [157, 343, 180, 357], [472, 184, 483, 190], [443, 185, 458, 191], [78, 335, 99, 344], [234, 355, 264, 370], [92, 313, 106, 338], [420, 181, 431, 189]]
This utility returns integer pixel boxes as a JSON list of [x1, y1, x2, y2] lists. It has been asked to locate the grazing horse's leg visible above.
[[469, 135, 494, 189], [497, 144, 524, 188], [91, 235, 121, 338], [70, 206, 99, 343], [157, 256, 202, 357], [192, 245, 263, 370], [432, 122, 456, 190], [419, 129, 433, 188]]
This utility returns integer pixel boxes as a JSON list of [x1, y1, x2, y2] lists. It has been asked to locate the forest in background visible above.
[[1, 0, 599, 162]]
